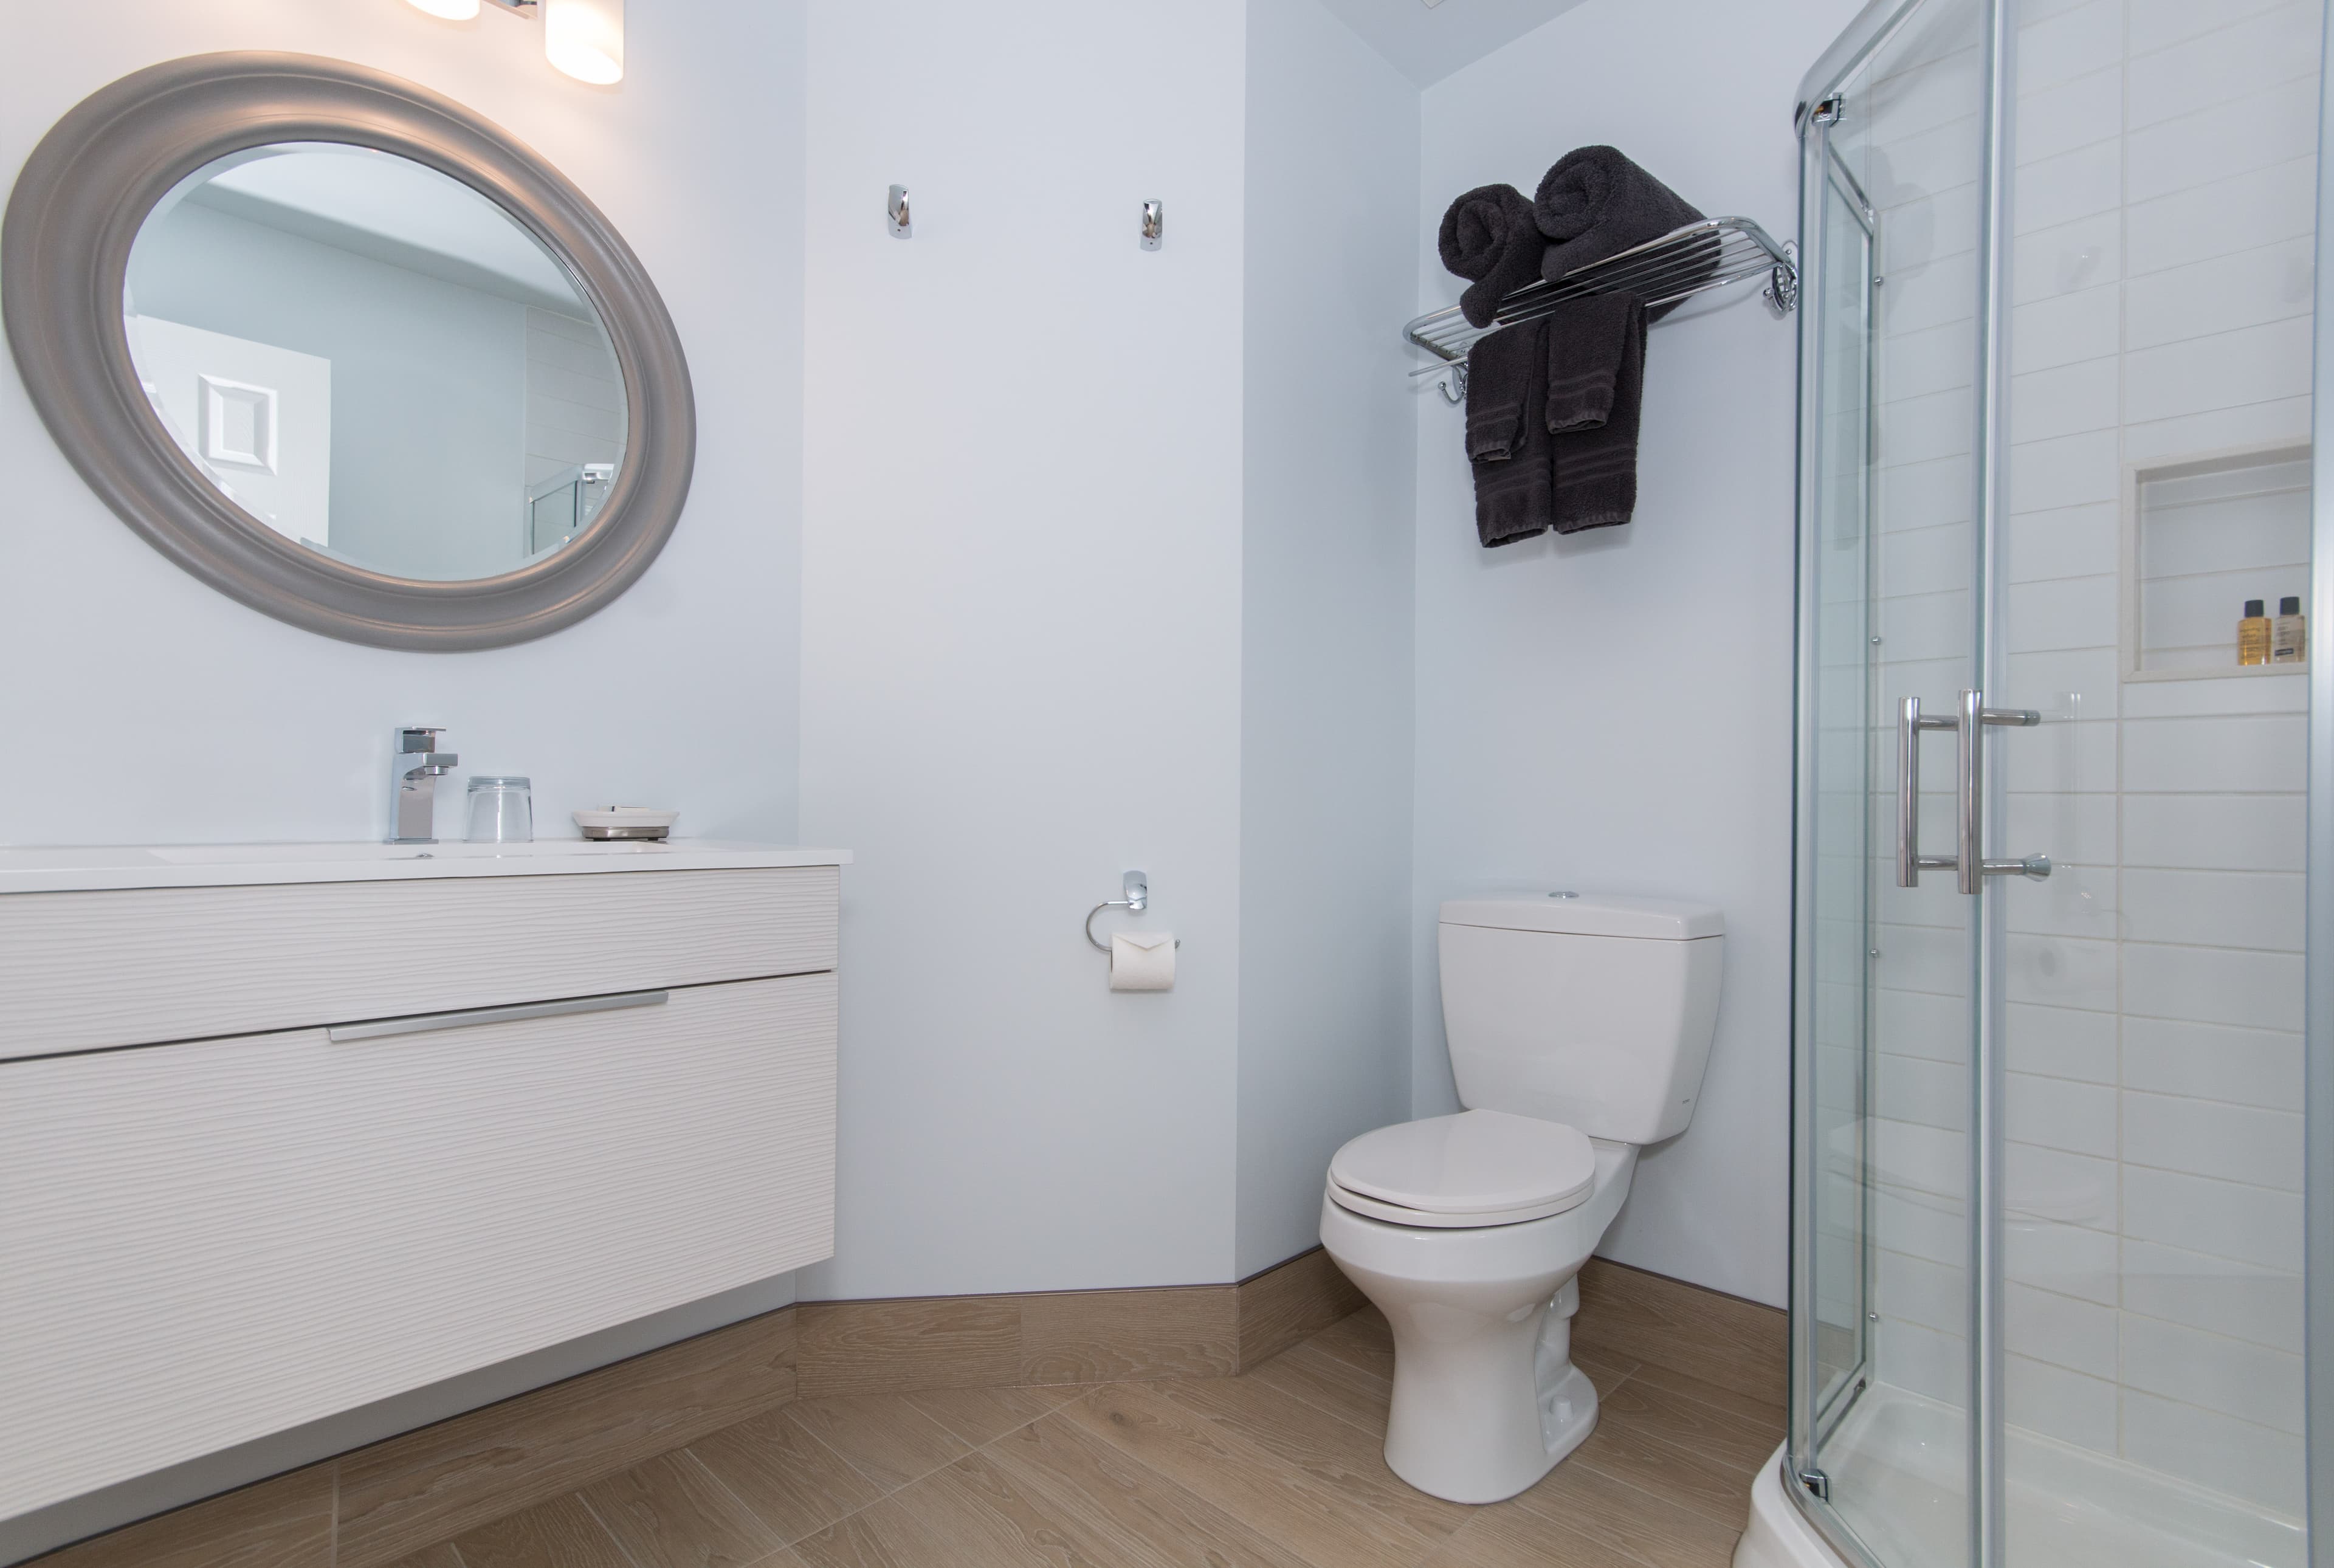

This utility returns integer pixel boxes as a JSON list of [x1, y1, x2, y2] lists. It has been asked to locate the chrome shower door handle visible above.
[[1896, 696, 1957, 887], [1954, 689, 2050, 894]]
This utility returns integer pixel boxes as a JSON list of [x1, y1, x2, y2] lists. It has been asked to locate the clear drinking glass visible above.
[[464, 775, 533, 844]]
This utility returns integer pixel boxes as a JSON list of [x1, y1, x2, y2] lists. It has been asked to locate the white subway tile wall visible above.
[[524, 305, 625, 488], [1849, 0, 2316, 1521]]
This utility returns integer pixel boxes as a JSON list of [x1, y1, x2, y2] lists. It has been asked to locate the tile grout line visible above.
[[778, 1400, 942, 1517], [759, 1383, 1085, 1552], [1578, 1349, 1786, 1430], [1251, 1370, 1394, 1444], [669, 1443, 790, 1561], [1573, 1374, 1779, 1496], [571, 1485, 652, 1568], [1059, 1378, 1383, 1568]]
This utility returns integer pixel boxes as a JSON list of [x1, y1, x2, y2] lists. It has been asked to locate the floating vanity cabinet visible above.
[[0, 845, 845, 1522]]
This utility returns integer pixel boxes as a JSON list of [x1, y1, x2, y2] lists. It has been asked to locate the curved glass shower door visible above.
[[1791, 1, 2322, 1566], [1794, 3, 1986, 1563]]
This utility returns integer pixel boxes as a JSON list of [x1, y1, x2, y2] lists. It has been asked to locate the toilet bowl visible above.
[[1321, 1122, 1639, 1502], [1318, 893, 1723, 1505]]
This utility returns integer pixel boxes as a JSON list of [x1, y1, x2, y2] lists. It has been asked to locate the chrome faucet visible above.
[[390, 726, 460, 844]]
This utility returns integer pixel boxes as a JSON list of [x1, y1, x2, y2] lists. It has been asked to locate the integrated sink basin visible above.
[[0, 840, 849, 895], [148, 841, 671, 865]]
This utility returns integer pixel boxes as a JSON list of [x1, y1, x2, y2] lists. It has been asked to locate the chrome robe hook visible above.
[[1084, 870, 1178, 952]]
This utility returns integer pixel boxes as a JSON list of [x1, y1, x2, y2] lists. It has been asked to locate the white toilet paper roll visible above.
[[1110, 930, 1176, 991]]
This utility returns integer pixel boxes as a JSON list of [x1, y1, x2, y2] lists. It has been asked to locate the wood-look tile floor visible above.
[[394, 1307, 1777, 1568]]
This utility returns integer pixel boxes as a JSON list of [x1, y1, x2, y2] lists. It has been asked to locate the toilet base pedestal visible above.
[[1382, 1278, 1597, 1505]]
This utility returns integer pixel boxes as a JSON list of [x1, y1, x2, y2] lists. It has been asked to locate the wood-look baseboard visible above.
[[791, 1245, 1366, 1397], [1573, 1257, 1788, 1422], [24, 1246, 1363, 1568]]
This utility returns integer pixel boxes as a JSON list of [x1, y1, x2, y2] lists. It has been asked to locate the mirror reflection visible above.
[[123, 143, 627, 582]]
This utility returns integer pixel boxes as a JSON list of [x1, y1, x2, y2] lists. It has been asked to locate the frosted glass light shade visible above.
[[544, 0, 624, 84], [404, 0, 482, 18]]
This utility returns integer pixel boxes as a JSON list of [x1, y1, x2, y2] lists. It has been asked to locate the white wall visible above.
[[1235, 0, 1419, 1278], [0, 0, 805, 847], [795, 0, 1252, 1298], [1410, 0, 1865, 1306]]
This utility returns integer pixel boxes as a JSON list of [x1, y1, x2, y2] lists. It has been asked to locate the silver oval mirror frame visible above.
[[2, 52, 696, 651]]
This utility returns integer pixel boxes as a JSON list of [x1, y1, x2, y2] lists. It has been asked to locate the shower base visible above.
[[1734, 1384, 2302, 1568]]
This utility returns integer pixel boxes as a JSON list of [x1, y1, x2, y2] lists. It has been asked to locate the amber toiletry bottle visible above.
[[2241, 600, 2272, 666], [2274, 596, 2308, 664]]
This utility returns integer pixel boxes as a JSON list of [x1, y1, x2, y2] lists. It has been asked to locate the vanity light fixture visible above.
[[400, 0, 625, 86], [543, 0, 625, 84]]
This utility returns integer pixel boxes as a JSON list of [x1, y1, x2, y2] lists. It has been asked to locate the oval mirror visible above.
[[126, 143, 630, 582], [4, 54, 694, 648]]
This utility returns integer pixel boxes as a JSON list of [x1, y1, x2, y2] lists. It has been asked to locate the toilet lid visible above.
[[1329, 1110, 1596, 1219]]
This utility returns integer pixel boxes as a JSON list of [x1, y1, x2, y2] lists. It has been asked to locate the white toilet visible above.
[[1319, 892, 1723, 1505]]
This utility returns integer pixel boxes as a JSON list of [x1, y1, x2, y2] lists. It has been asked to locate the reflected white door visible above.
[[126, 314, 332, 549]]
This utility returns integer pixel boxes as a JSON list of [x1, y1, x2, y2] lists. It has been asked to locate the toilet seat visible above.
[[1327, 1110, 1595, 1230]]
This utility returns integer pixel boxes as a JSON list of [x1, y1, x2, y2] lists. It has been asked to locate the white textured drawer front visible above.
[[0, 865, 838, 1059], [0, 972, 837, 1519]]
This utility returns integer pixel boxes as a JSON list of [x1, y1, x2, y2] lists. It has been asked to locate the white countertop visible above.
[[0, 840, 852, 895]]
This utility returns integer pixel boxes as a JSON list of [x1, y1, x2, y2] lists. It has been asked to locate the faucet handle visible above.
[[397, 726, 446, 754]]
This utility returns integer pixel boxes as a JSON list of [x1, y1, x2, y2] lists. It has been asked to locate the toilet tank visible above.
[[1439, 893, 1724, 1145]]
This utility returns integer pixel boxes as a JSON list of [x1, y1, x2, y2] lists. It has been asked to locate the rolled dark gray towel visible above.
[[1533, 146, 1713, 319], [1438, 184, 1545, 329]]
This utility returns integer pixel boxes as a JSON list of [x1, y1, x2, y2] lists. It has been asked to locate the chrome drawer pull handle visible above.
[[328, 989, 668, 1043]]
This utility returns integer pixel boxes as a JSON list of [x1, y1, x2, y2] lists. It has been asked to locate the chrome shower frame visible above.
[[2307, 5, 2334, 1564]]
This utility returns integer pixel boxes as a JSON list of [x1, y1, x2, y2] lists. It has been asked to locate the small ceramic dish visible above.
[[573, 806, 679, 841]]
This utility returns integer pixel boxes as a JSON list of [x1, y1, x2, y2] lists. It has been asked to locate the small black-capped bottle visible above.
[[2240, 600, 2271, 666], [2273, 595, 2308, 664]]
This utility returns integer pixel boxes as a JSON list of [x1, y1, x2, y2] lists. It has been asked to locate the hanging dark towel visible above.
[[1465, 317, 1554, 547], [1544, 292, 1647, 533], [1533, 146, 1713, 321], [1439, 184, 1546, 329]]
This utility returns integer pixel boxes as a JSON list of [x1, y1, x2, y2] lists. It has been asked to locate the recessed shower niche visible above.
[[2122, 442, 2312, 681]]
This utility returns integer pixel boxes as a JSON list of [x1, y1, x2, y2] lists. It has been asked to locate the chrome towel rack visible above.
[[1405, 216, 1798, 402]]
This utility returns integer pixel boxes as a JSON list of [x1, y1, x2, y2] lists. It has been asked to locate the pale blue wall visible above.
[[130, 201, 532, 580], [0, 1, 809, 1553], [794, 0, 1252, 1300], [1409, 0, 1866, 1305], [0, 0, 807, 849], [1235, 0, 1420, 1277]]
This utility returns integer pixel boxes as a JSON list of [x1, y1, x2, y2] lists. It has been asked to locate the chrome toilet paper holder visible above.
[[1085, 870, 1180, 952]]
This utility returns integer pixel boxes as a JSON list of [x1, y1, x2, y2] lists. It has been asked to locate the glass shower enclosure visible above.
[[1788, 0, 2329, 1564]]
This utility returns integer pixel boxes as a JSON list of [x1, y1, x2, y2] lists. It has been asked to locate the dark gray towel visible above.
[[1465, 317, 1554, 547], [1544, 292, 1647, 533], [1439, 184, 1546, 329], [1533, 146, 1712, 321]]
